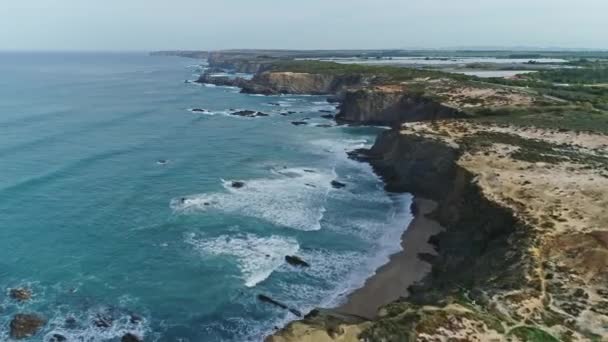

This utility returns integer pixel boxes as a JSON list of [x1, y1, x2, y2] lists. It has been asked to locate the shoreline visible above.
[[336, 197, 444, 319]]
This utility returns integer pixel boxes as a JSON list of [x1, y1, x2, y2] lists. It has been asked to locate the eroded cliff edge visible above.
[[268, 121, 608, 342]]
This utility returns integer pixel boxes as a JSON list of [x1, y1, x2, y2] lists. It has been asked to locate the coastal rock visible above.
[[121, 333, 143, 342], [9, 288, 32, 302], [331, 180, 346, 189], [10, 314, 46, 339], [93, 314, 112, 328], [190, 108, 207, 113], [320, 114, 335, 119], [49, 334, 67, 342], [257, 294, 302, 317], [291, 121, 307, 126], [241, 72, 364, 95], [231, 110, 257, 117], [207, 52, 276, 73], [285, 255, 310, 268], [195, 72, 250, 88], [231, 181, 245, 189], [230, 110, 268, 118], [336, 86, 461, 126]]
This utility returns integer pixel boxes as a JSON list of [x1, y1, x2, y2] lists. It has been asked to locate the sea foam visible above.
[[173, 167, 334, 231], [186, 233, 299, 287]]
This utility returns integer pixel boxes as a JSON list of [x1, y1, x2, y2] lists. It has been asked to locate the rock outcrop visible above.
[[207, 52, 277, 74], [10, 314, 46, 339], [241, 72, 364, 95], [336, 85, 462, 126]]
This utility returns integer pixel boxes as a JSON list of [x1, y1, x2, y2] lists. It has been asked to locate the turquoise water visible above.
[[0, 52, 412, 341]]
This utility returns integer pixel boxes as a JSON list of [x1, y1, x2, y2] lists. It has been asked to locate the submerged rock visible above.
[[10, 314, 46, 339], [257, 294, 302, 317], [291, 121, 308, 126], [9, 288, 32, 302], [320, 114, 335, 119], [121, 333, 142, 342], [231, 181, 245, 189], [285, 255, 310, 268], [49, 334, 67, 342], [331, 180, 347, 189]]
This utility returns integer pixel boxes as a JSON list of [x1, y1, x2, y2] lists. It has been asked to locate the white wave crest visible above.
[[172, 167, 334, 231], [186, 233, 299, 287]]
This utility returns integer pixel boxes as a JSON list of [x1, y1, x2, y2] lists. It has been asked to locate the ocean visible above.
[[0, 52, 412, 341]]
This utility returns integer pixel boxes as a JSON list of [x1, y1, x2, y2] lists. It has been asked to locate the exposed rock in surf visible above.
[[10, 314, 46, 339], [410, 200, 420, 216], [129, 313, 143, 324], [331, 180, 346, 189], [257, 294, 302, 317], [64, 317, 78, 329], [9, 288, 32, 302], [320, 114, 335, 119], [291, 121, 307, 126], [231, 110, 257, 117], [49, 334, 67, 342], [316, 124, 332, 128], [231, 181, 245, 189], [121, 333, 143, 342], [156, 159, 168, 165], [230, 110, 268, 118], [319, 110, 334, 113], [190, 108, 207, 113], [285, 255, 310, 268], [93, 314, 112, 329]]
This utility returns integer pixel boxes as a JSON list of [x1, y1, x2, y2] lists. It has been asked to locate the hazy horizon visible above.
[[1, 0, 607, 51]]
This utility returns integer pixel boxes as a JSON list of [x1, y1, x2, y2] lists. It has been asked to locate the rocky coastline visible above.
[[195, 55, 608, 341]]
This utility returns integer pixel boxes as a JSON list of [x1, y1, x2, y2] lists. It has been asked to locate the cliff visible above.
[[207, 52, 278, 74], [336, 85, 463, 126], [240, 72, 364, 95], [268, 120, 608, 341]]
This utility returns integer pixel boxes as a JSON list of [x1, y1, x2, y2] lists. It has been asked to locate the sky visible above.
[[0, 0, 607, 51]]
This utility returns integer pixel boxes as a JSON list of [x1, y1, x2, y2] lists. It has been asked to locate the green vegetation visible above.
[[460, 131, 608, 168], [471, 105, 608, 134], [269, 60, 469, 82], [531, 62, 608, 84], [507, 326, 561, 342]]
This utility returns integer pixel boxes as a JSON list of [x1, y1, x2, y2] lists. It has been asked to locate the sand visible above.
[[337, 198, 444, 319]]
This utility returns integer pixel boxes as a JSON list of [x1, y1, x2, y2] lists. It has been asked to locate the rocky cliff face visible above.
[[268, 120, 608, 341], [207, 52, 277, 74], [241, 72, 364, 95], [336, 86, 462, 126]]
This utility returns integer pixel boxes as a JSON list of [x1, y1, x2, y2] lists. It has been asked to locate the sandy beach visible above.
[[337, 197, 444, 319]]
